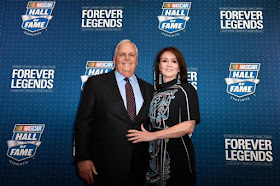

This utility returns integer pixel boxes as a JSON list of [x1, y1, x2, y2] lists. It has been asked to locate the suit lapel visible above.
[[107, 70, 133, 123], [134, 77, 148, 124]]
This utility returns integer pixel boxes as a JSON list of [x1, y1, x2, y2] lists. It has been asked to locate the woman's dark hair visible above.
[[154, 47, 188, 89]]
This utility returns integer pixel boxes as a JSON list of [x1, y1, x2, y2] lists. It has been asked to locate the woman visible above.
[[127, 47, 200, 186]]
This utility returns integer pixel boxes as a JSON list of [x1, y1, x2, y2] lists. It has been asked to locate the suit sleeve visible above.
[[74, 77, 95, 162], [144, 83, 155, 131]]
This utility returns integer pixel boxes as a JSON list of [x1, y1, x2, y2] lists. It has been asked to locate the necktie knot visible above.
[[124, 77, 129, 82]]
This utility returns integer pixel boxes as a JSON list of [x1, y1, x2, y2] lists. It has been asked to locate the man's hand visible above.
[[78, 160, 98, 184]]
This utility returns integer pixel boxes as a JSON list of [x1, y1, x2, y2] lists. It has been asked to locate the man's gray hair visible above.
[[114, 39, 138, 57]]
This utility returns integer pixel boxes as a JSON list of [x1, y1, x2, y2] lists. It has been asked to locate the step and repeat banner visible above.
[[0, 0, 279, 185]]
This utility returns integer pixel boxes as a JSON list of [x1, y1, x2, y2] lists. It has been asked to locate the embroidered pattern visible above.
[[146, 89, 178, 185]]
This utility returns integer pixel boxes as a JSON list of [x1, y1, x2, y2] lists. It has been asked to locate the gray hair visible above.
[[114, 39, 138, 57]]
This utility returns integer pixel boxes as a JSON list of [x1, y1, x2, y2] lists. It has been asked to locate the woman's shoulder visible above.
[[178, 82, 197, 94]]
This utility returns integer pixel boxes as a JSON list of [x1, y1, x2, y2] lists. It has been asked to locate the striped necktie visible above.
[[125, 77, 136, 121]]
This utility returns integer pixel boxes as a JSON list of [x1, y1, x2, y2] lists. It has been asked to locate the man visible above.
[[75, 39, 153, 185]]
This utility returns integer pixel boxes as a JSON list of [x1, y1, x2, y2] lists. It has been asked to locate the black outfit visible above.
[[146, 79, 200, 186], [75, 70, 153, 185]]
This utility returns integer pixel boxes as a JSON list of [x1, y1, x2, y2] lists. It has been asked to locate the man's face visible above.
[[114, 42, 138, 77]]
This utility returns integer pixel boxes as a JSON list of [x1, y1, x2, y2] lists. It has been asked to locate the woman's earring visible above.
[[153, 70, 157, 88], [159, 71, 162, 85], [177, 72, 181, 84]]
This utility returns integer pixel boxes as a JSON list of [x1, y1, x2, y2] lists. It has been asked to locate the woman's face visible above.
[[159, 51, 180, 82]]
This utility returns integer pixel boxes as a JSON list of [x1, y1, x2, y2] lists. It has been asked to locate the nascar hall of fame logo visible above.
[[158, 2, 191, 37], [81, 61, 114, 90], [7, 124, 45, 166], [225, 63, 260, 101], [21, 1, 55, 36]]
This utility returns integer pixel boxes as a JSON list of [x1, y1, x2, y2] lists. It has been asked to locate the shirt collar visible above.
[[115, 70, 137, 84]]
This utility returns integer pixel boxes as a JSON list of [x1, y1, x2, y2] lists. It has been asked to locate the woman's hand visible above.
[[127, 124, 156, 143]]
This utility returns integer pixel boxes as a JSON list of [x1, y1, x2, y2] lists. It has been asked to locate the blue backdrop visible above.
[[1, 0, 279, 185]]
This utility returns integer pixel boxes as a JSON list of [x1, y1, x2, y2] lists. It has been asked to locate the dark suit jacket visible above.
[[75, 70, 153, 185]]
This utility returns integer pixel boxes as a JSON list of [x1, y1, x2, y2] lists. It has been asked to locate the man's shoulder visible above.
[[136, 77, 154, 94], [137, 77, 152, 87]]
